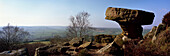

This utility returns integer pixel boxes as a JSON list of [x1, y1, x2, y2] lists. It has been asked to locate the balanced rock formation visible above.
[[96, 8, 155, 54], [105, 7, 155, 39]]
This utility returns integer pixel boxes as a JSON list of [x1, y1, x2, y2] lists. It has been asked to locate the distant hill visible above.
[[0, 26, 151, 40], [19, 26, 67, 40]]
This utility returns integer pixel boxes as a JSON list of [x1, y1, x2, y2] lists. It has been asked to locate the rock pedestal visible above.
[[105, 7, 155, 39]]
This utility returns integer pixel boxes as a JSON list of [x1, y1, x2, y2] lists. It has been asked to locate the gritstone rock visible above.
[[143, 26, 157, 39], [162, 12, 170, 28], [69, 37, 84, 47], [151, 12, 170, 43], [94, 34, 116, 43], [105, 7, 155, 39]]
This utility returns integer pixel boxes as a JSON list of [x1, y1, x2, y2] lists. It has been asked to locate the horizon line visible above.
[[0, 25, 152, 29], [0, 25, 121, 28]]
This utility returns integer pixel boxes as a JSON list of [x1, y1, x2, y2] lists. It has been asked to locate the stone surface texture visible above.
[[105, 7, 155, 39]]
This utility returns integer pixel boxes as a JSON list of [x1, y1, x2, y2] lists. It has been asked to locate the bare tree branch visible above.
[[0, 24, 30, 50], [66, 12, 93, 38]]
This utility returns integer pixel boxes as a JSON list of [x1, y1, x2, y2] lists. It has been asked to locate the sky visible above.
[[0, 0, 170, 28]]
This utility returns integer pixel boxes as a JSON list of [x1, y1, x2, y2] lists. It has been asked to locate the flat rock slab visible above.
[[105, 7, 155, 25]]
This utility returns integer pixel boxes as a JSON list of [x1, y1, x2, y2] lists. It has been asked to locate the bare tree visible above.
[[66, 12, 93, 38], [0, 24, 30, 50]]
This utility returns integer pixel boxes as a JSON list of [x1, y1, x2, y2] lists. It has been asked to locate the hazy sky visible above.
[[0, 0, 170, 28]]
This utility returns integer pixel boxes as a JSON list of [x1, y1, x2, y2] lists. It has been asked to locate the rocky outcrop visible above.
[[34, 38, 92, 56], [0, 48, 28, 56], [105, 7, 155, 39], [143, 12, 170, 43], [143, 26, 157, 39], [152, 24, 166, 42], [162, 12, 170, 28], [145, 12, 170, 43]]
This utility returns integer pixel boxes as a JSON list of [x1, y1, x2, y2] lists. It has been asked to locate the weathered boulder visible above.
[[105, 7, 155, 39], [94, 34, 116, 43], [69, 37, 84, 47], [105, 7, 155, 25], [34, 45, 56, 56], [114, 34, 124, 47]]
